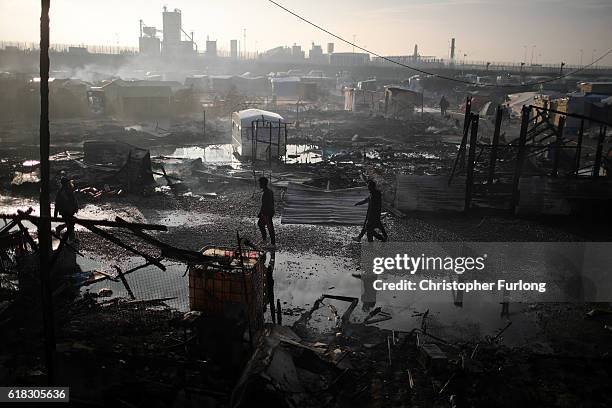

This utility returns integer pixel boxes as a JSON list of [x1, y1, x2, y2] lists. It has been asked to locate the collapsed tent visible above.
[[81, 141, 156, 193]]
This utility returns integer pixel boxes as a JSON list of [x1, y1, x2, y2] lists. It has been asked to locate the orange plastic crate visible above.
[[188, 247, 266, 329]]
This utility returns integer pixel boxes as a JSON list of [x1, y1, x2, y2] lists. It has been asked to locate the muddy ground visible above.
[[2, 110, 612, 407]]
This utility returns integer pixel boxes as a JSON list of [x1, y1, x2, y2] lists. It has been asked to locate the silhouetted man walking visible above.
[[257, 177, 275, 247], [353, 180, 388, 242]]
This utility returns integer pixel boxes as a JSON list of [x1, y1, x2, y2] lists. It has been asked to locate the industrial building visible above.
[[308, 43, 325, 64], [206, 40, 217, 58], [330, 52, 370, 66], [138, 21, 161, 56], [161, 7, 195, 56]]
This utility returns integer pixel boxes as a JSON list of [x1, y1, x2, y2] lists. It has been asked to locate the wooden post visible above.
[[551, 116, 565, 177], [277, 119, 282, 164], [574, 119, 584, 176], [113, 266, 136, 300], [252, 121, 257, 164], [593, 125, 606, 177], [511, 106, 530, 213], [449, 114, 471, 185], [202, 108, 206, 139], [38, 0, 56, 385], [463, 96, 472, 135], [276, 299, 282, 326], [267, 252, 276, 324], [487, 106, 502, 185], [465, 114, 479, 211]]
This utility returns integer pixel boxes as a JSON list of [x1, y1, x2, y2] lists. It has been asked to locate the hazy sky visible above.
[[1, 0, 611, 65]]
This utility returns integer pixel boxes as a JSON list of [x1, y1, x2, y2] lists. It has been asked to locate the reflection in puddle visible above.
[[39, 231, 538, 346], [269, 252, 537, 346], [78, 256, 189, 311]]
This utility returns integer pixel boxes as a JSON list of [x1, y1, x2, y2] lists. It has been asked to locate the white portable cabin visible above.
[[231, 109, 288, 162]]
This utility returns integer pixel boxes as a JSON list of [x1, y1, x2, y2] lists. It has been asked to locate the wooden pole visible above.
[[202, 108, 206, 139], [511, 106, 530, 213], [267, 252, 276, 324], [574, 119, 584, 176], [593, 125, 606, 177], [276, 299, 282, 326], [463, 96, 472, 136], [487, 106, 503, 185], [39, 0, 56, 385], [465, 114, 479, 211], [448, 114, 471, 186], [551, 116, 565, 177], [269, 121, 272, 166]]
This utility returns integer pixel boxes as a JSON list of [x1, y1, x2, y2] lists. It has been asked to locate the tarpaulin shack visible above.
[[297, 82, 318, 101], [271, 76, 301, 98], [231, 109, 288, 162], [82, 141, 156, 193], [384, 86, 423, 118], [100, 79, 182, 119], [344, 88, 385, 113]]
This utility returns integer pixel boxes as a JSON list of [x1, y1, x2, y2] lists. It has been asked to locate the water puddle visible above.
[[2, 190, 539, 346], [154, 144, 323, 168], [78, 256, 189, 311], [152, 210, 216, 227], [269, 251, 538, 346]]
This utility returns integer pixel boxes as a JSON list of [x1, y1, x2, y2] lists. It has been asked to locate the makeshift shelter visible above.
[[82, 141, 156, 193], [344, 88, 385, 113], [100, 79, 181, 119], [231, 109, 288, 162], [384, 86, 423, 119], [271, 77, 301, 98]]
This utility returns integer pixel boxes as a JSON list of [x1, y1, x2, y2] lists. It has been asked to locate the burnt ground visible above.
[[1, 110, 612, 407]]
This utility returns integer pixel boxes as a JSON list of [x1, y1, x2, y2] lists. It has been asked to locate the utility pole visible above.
[[202, 106, 206, 139], [39, 0, 56, 385]]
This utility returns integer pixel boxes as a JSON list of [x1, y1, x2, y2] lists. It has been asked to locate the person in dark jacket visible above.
[[257, 177, 275, 246], [353, 180, 388, 242], [440, 95, 450, 116], [54, 176, 79, 239]]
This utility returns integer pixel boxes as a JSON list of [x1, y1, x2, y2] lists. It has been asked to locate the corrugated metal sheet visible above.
[[281, 183, 368, 225], [395, 175, 465, 212]]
